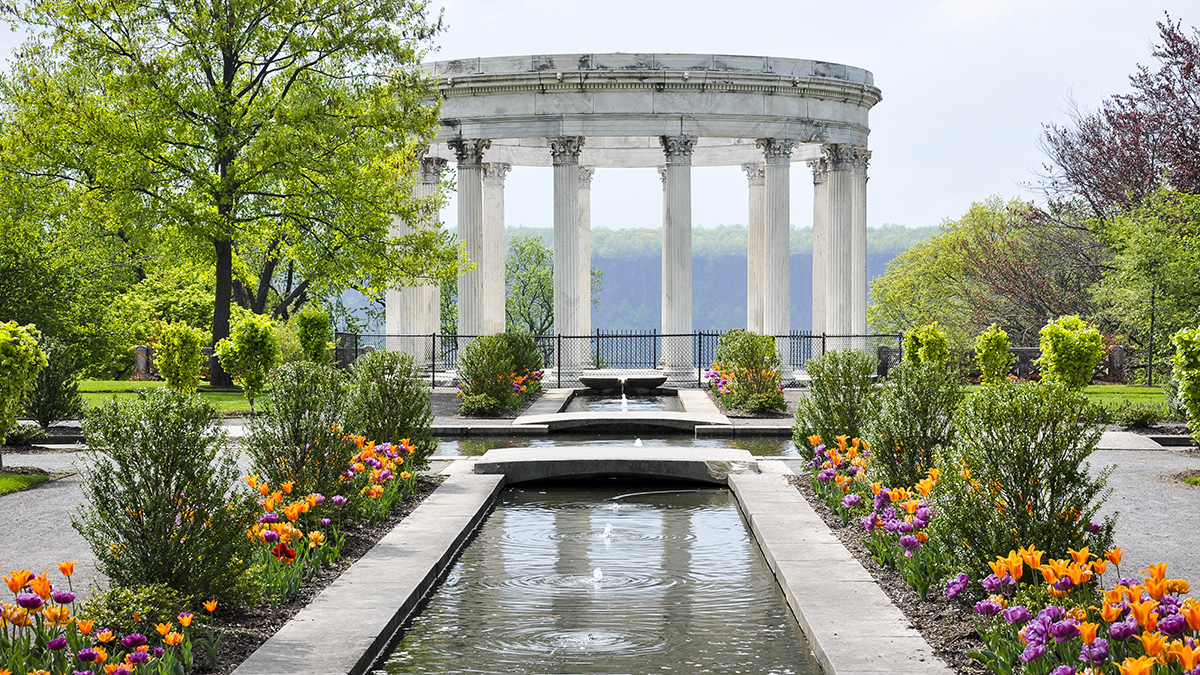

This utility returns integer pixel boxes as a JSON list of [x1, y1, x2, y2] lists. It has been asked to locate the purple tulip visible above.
[[1023, 616, 1052, 646], [1160, 612, 1190, 637], [1038, 605, 1067, 622], [1019, 642, 1047, 663], [112, 668, 131, 675], [321, 518, 331, 526], [121, 633, 147, 649], [313, 493, 326, 504], [1052, 576, 1075, 591], [982, 574, 1003, 593], [259, 512, 279, 524], [841, 493, 862, 509], [1116, 578, 1142, 591], [128, 650, 150, 664], [1050, 619, 1080, 642], [331, 495, 348, 506], [77, 649, 99, 662], [1109, 617, 1139, 641], [48, 636, 68, 651], [816, 468, 835, 482], [15, 592, 43, 610], [153, 647, 165, 657], [873, 491, 890, 510], [1003, 605, 1032, 625], [1051, 666, 1076, 675], [52, 589, 76, 605], [898, 535, 921, 556], [73, 671, 93, 675], [1089, 520, 1102, 533], [945, 573, 969, 600], [974, 599, 1003, 617], [263, 530, 280, 543], [1079, 637, 1110, 666]]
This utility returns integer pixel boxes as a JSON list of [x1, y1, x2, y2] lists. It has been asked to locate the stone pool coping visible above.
[[231, 449, 952, 675]]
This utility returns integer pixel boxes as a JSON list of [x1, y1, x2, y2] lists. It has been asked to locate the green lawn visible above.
[[964, 383, 1167, 410], [0, 472, 49, 496], [80, 380, 261, 415]]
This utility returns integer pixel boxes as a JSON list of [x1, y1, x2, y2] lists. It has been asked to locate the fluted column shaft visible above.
[[851, 151, 871, 335], [824, 144, 856, 338], [758, 138, 794, 368], [808, 158, 829, 338], [743, 163, 766, 333], [482, 162, 511, 334], [661, 136, 695, 374], [550, 137, 586, 370], [450, 139, 490, 338], [387, 156, 446, 362], [578, 166, 595, 338]]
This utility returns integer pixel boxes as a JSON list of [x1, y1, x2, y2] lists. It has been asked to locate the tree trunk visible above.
[[210, 238, 235, 387]]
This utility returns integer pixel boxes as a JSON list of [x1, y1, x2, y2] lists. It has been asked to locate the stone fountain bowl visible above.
[[579, 375, 622, 391], [623, 374, 668, 390]]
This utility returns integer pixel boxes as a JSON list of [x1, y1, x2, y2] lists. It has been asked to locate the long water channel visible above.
[[377, 484, 816, 675]]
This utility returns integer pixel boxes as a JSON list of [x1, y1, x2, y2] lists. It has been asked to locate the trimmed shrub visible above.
[[1172, 326, 1200, 445], [0, 322, 48, 458], [903, 321, 949, 368], [456, 332, 544, 415], [344, 350, 436, 469], [155, 320, 208, 393], [1036, 315, 1104, 389], [79, 583, 192, 638], [245, 362, 358, 503], [22, 339, 84, 429], [295, 304, 334, 365], [75, 389, 255, 602], [1166, 377, 1187, 421], [974, 323, 1014, 386], [865, 361, 963, 489], [215, 311, 280, 409], [935, 381, 1113, 575], [4, 423, 49, 446], [275, 319, 305, 365], [708, 329, 786, 413], [793, 349, 878, 450], [1109, 402, 1166, 429]]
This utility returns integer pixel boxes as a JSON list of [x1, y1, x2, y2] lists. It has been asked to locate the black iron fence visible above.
[[334, 330, 904, 388]]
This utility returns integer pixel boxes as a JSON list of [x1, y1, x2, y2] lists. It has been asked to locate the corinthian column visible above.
[[550, 137, 586, 371], [449, 138, 490, 338], [823, 144, 856, 341], [808, 157, 829, 341], [758, 138, 795, 368], [482, 162, 511, 335], [742, 163, 766, 333], [660, 135, 695, 377], [851, 150, 871, 336], [386, 154, 446, 363], [578, 166, 595, 338]]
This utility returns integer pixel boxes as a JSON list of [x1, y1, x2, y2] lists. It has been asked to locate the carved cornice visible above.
[[481, 162, 511, 186], [660, 135, 697, 164], [448, 138, 491, 168], [548, 136, 585, 164], [823, 143, 868, 172], [419, 156, 447, 183], [741, 163, 766, 186], [756, 138, 796, 163], [578, 166, 595, 189]]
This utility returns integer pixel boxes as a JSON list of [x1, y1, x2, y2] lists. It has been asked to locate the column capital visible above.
[[756, 138, 796, 164], [548, 136, 585, 164], [741, 163, 766, 186], [807, 157, 828, 184], [419, 156, 447, 184], [481, 162, 511, 187], [578, 166, 596, 189], [822, 143, 868, 171], [448, 138, 490, 168], [660, 135, 697, 164], [657, 166, 668, 188], [851, 148, 872, 176]]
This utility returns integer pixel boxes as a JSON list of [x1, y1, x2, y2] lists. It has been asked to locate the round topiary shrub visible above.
[[974, 323, 1014, 386], [1036, 315, 1104, 390]]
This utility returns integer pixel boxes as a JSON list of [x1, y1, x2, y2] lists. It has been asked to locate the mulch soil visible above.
[[200, 474, 445, 675], [787, 473, 987, 675]]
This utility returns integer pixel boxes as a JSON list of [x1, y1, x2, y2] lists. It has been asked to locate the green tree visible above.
[[505, 235, 602, 335], [2, 0, 463, 386], [0, 322, 48, 468]]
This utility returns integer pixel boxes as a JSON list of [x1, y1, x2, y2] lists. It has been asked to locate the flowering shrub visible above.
[[969, 545, 1200, 675], [706, 329, 786, 412], [457, 333, 544, 415], [1, 561, 219, 675]]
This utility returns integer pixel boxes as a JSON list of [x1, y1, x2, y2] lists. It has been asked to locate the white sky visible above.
[[426, 0, 1200, 231], [0, 1, 1193, 231]]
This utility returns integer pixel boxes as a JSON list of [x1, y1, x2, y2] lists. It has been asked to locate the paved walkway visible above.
[[3, 427, 1197, 602]]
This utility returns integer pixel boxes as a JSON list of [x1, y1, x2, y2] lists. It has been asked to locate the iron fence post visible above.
[[430, 333, 436, 388], [595, 328, 600, 370], [557, 334, 562, 388]]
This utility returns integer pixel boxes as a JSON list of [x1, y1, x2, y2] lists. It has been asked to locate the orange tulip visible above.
[[1079, 621, 1099, 644], [1099, 602, 1124, 623], [1004, 551, 1026, 582], [1171, 642, 1200, 670], [0, 668, 10, 675], [57, 561, 76, 578], [281, 481, 294, 495], [1019, 545, 1044, 570], [203, 599, 218, 612], [1106, 547, 1127, 565], [164, 631, 184, 646], [155, 622, 173, 636], [96, 629, 115, 643], [77, 619, 95, 634], [1092, 559, 1108, 576], [1142, 561, 1168, 582], [3, 569, 31, 594], [1139, 630, 1167, 658], [1068, 547, 1092, 565], [244, 475, 258, 489], [1118, 656, 1155, 675], [807, 435, 821, 447], [28, 573, 52, 599], [178, 612, 193, 627], [1129, 599, 1159, 630], [258, 483, 270, 496], [1168, 578, 1191, 595], [1145, 577, 1168, 601]]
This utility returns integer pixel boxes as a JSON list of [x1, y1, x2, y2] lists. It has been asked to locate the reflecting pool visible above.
[[562, 394, 685, 413], [377, 485, 815, 675], [435, 435, 800, 457]]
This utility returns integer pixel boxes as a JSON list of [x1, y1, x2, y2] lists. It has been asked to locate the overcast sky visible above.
[[424, 0, 1198, 231], [0, 1, 1192, 232]]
